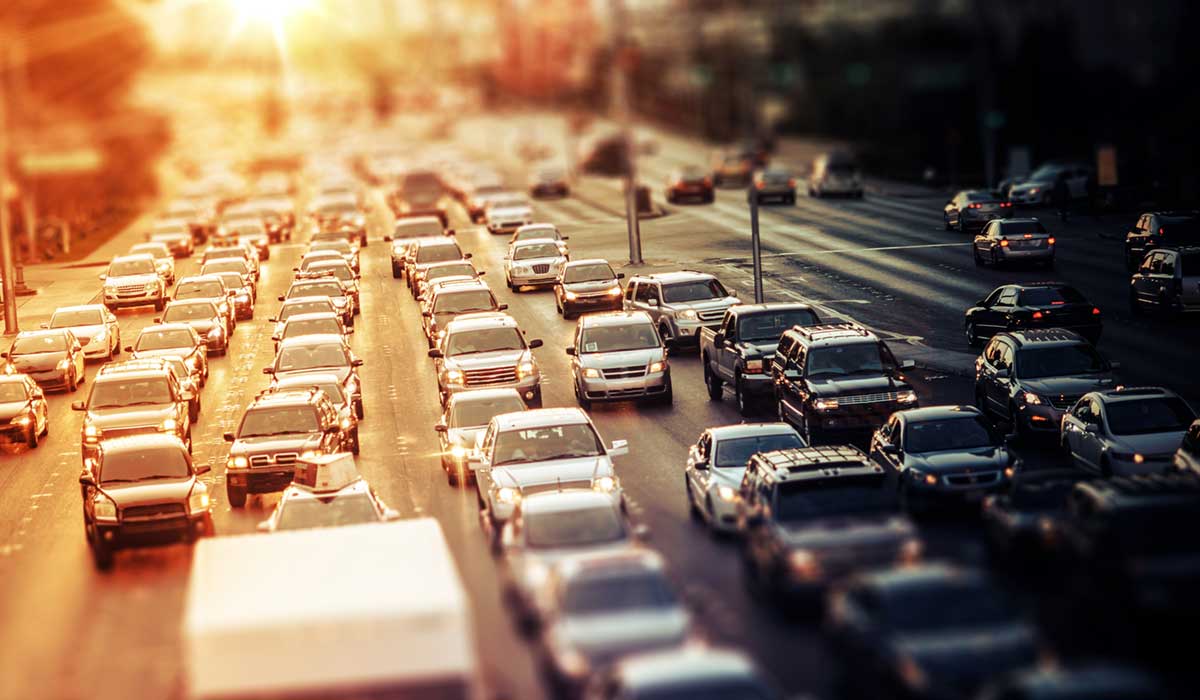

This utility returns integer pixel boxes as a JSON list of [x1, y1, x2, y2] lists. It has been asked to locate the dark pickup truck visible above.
[[699, 303, 820, 415]]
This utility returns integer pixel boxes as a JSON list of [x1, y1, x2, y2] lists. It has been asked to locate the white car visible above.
[[43, 304, 121, 360], [509, 223, 569, 256], [505, 238, 568, 291], [1061, 387, 1196, 476], [129, 242, 176, 285], [484, 195, 533, 235], [100, 253, 166, 311]]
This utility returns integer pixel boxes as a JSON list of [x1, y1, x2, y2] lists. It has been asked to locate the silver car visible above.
[[623, 271, 740, 347], [1062, 387, 1196, 476], [429, 312, 543, 406], [973, 218, 1056, 268], [505, 238, 568, 291], [567, 311, 671, 408], [435, 388, 527, 486]]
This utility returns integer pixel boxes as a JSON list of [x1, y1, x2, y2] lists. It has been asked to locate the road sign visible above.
[[1096, 145, 1118, 187], [19, 148, 102, 176]]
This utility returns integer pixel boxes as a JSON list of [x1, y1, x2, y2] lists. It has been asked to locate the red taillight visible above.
[[788, 178, 796, 188], [999, 239, 1010, 247], [755, 182, 765, 190], [1092, 307, 1101, 316], [703, 177, 712, 187], [968, 203, 981, 209], [1001, 202, 1012, 207], [1032, 311, 1044, 320], [1158, 227, 1164, 235], [1051, 301, 1065, 305], [1048, 237, 1056, 245]]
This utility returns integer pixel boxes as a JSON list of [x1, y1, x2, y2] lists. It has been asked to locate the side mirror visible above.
[[324, 425, 339, 435], [561, 235, 570, 241], [79, 472, 95, 486], [692, 459, 708, 471], [428, 348, 443, 358], [195, 464, 211, 475], [39, 322, 48, 329], [262, 367, 274, 374], [267, 317, 277, 323], [609, 439, 629, 457], [617, 273, 625, 279], [153, 317, 162, 323], [344, 328, 354, 335], [995, 368, 1011, 379], [98, 273, 107, 280], [446, 229, 456, 236], [277, 295, 285, 301], [382, 235, 392, 242], [647, 298, 659, 307], [565, 347, 576, 356], [528, 339, 543, 349], [497, 303, 508, 310], [434, 421, 448, 433], [123, 345, 134, 353], [270, 335, 280, 342], [351, 358, 364, 367], [712, 332, 725, 345], [383, 508, 403, 521], [71, 400, 86, 411], [0, 351, 6, 359], [223, 432, 235, 442], [899, 360, 916, 370], [292, 267, 299, 272]]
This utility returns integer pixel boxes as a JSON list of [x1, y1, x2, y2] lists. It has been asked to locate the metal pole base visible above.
[[13, 264, 36, 296]]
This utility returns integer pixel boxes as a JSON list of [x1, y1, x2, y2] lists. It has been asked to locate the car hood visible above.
[[492, 456, 614, 488], [0, 401, 32, 420], [133, 348, 195, 360], [103, 477, 194, 506], [561, 608, 691, 661], [710, 467, 746, 488], [88, 405, 175, 430], [896, 624, 1038, 686], [105, 273, 160, 285], [511, 255, 565, 267], [737, 340, 780, 358], [1110, 431, 1190, 456], [1019, 374, 1116, 397], [906, 446, 1010, 474], [447, 426, 485, 448], [667, 298, 738, 313], [563, 280, 619, 294], [445, 350, 525, 371], [275, 367, 352, 384], [809, 374, 907, 396], [178, 319, 219, 333], [778, 514, 915, 550], [8, 351, 67, 372], [230, 434, 325, 457], [578, 348, 663, 369], [56, 323, 106, 342]]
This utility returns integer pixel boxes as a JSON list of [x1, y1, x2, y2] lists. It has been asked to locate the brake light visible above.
[[1001, 202, 1012, 207], [1092, 307, 1101, 315], [1032, 311, 1044, 320], [755, 182, 765, 190], [788, 178, 796, 188], [702, 177, 712, 187], [968, 203, 981, 209], [1051, 301, 1065, 305], [1023, 233, 1033, 238], [1158, 227, 1164, 235], [1048, 237, 1056, 245], [999, 239, 1010, 247]]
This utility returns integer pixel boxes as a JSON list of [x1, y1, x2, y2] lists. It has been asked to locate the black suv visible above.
[[735, 445, 920, 601], [771, 324, 917, 444], [223, 388, 351, 507], [1124, 210, 1200, 271], [964, 282, 1102, 346], [974, 329, 1118, 440]]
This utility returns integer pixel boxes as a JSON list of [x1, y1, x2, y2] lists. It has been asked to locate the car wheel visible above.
[[944, 214, 953, 231], [657, 380, 674, 407], [112, 336, 120, 355], [734, 374, 752, 416], [973, 247, 984, 266], [575, 380, 591, 411], [350, 428, 361, 455], [685, 476, 701, 520], [801, 414, 818, 445], [227, 485, 247, 509], [447, 468, 459, 487], [67, 369, 78, 392], [965, 321, 980, 347], [91, 531, 114, 570], [703, 362, 723, 400], [658, 322, 675, 349], [355, 399, 365, 420], [1129, 290, 1143, 316], [26, 424, 38, 449], [189, 402, 199, 423]]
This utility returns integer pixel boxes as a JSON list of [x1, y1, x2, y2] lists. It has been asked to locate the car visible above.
[[216, 219, 270, 260], [554, 259, 624, 319], [1060, 386, 1196, 476], [683, 423, 805, 534], [509, 223, 569, 253], [158, 299, 229, 355], [529, 164, 569, 198], [384, 215, 447, 277], [422, 282, 506, 348], [473, 408, 627, 545], [159, 200, 212, 243], [129, 242, 177, 285], [943, 190, 1012, 233], [974, 329, 1119, 440], [79, 434, 212, 570], [405, 238, 468, 295], [264, 334, 364, 419], [309, 198, 367, 245], [147, 221, 195, 257], [411, 259, 478, 301], [710, 150, 753, 187], [280, 277, 354, 327], [977, 663, 1166, 700], [270, 312, 350, 351], [1, 329, 86, 391], [736, 445, 921, 601], [484, 194, 534, 235], [752, 168, 796, 205], [1171, 419, 1200, 474], [127, 323, 208, 386], [981, 468, 1095, 564], [533, 550, 689, 697], [223, 388, 353, 508], [1128, 245, 1200, 315], [1123, 210, 1200, 271], [42, 304, 121, 360], [269, 372, 361, 454], [268, 296, 338, 339], [566, 311, 671, 408], [965, 283, 1103, 346], [296, 250, 344, 275], [1007, 160, 1091, 205], [307, 239, 359, 274], [99, 253, 166, 311], [99, 357, 202, 423], [429, 312, 543, 406], [808, 151, 863, 198], [257, 454, 398, 532], [826, 565, 1039, 700], [700, 303, 821, 415], [770, 323, 917, 444], [199, 258, 255, 290], [623, 271, 740, 347], [207, 234, 262, 276], [0, 374, 49, 448], [211, 271, 255, 320], [664, 166, 713, 204], [973, 218, 1056, 268], [435, 388, 527, 486], [870, 406, 1019, 515], [73, 363, 193, 458], [173, 274, 236, 334], [465, 184, 512, 222], [583, 647, 783, 700], [388, 169, 448, 226], [301, 260, 361, 315]]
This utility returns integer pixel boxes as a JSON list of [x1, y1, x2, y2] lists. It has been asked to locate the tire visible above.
[[703, 362, 723, 400], [112, 337, 121, 356], [91, 531, 114, 571], [657, 381, 674, 407], [965, 321, 980, 347], [575, 380, 591, 411], [800, 413, 819, 445], [67, 369, 78, 392], [1129, 291, 1143, 317], [350, 428, 361, 455], [973, 247, 984, 266], [227, 485, 247, 509], [658, 322, 675, 349], [189, 402, 199, 424], [734, 374, 753, 416], [26, 424, 38, 449], [944, 215, 953, 231], [355, 399, 365, 420], [685, 476, 701, 521], [447, 468, 459, 486], [153, 298, 165, 312], [391, 262, 401, 279]]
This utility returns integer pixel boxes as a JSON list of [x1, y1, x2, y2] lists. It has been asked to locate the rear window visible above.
[[1000, 221, 1048, 236], [1159, 218, 1200, 242], [1179, 252, 1200, 274], [1017, 286, 1086, 306], [417, 244, 462, 264], [394, 220, 443, 238]]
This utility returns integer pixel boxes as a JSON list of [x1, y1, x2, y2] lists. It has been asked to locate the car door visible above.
[[972, 287, 1010, 336], [1131, 252, 1158, 305], [67, 331, 85, 378], [974, 221, 995, 256], [1159, 251, 1180, 305], [716, 314, 738, 380], [686, 432, 712, 503], [1179, 250, 1200, 308], [991, 340, 1017, 417], [622, 280, 638, 312], [1066, 398, 1104, 471], [777, 342, 805, 425], [474, 423, 497, 502], [945, 194, 961, 226], [977, 338, 1004, 414]]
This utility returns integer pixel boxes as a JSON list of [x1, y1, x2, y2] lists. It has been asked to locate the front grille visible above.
[[249, 452, 299, 467], [123, 503, 185, 520], [521, 480, 592, 496], [531, 264, 551, 275], [246, 472, 294, 492], [464, 366, 518, 386], [602, 365, 647, 380], [839, 391, 901, 406], [944, 471, 1001, 487], [1049, 394, 1082, 410], [101, 426, 157, 440], [598, 387, 649, 398], [697, 309, 725, 322], [117, 284, 146, 295]]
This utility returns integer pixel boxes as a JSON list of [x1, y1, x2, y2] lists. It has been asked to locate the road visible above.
[[0, 113, 1194, 699]]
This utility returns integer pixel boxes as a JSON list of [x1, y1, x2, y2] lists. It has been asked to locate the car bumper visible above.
[[531, 184, 569, 196], [488, 221, 530, 234], [81, 340, 111, 359], [102, 291, 161, 307], [226, 467, 295, 494], [669, 186, 713, 199], [509, 271, 559, 287], [906, 477, 1010, 509], [738, 372, 774, 396], [27, 368, 72, 389], [812, 402, 916, 433], [446, 377, 541, 405], [671, 318, 721, 342], [706, 492, 740, 531], [0, 421, 34, 439], [563, 294, 623, 311], [580, 369, 670, 401], [996, 247, 1054, 262], [95, 512, 210, 548], [755, 188, 794, 200], [1014, 403, 1067, 433], [1009, 190, 1045, 204]]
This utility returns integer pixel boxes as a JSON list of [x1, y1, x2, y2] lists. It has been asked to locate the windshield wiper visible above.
[[139, 474, 186, 480], [538, 452, 599, 461], [117, 400, 169, 407], [100, 478, 135, 484], [242, 430, 309, 438]]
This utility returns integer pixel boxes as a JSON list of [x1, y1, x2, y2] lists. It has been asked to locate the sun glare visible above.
[[233, 0, 314, 26]]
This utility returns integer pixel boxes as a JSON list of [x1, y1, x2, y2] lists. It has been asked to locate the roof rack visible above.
[[756, 445, 872, 474], [791, 323, 871, 340]]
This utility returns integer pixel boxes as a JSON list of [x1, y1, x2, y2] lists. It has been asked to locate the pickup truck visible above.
[[700, 302, 820, 415]]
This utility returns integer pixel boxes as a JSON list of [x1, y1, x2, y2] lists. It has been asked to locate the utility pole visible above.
[[747, 187, 764, 303], [609, 0, 641, 264], [0, 45, 19, 334]]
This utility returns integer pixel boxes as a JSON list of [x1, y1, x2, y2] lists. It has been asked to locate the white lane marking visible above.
[[712, 241, 970, 263], [820, 299, 873, 305]]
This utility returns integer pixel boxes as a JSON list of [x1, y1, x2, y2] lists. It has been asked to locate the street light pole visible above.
[[609, 0, 642, 265], [748, 187, 764, 303], [0, 46, 19, 334]]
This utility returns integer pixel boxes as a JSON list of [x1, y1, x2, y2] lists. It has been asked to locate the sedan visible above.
[[555, 259, 624, 319], [158, 299, 229, 355], [128, 324, 208, 386], [434, 388, 527, 486], [2, 329, 86, 391], [1061, 387, 1196, 476], [43, 304, 121, 360], [973, 218, 1055, 268], [964, 283, 1102, 346], [0, 374, 49, 448], [665, 166, 713, 204], [505, 239, 567, 291], [943, 190, 1011, 233], [752, 169, 796, 205]]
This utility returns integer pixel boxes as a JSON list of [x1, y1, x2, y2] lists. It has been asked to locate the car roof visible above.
[[111, 253, 155, 263], [858, 563, 986, 594], [431, 280, 489, 295], [562, 258, 612, 268], [445, 312, 518, 332], [1073, 474, 1200, 511], [1092, 386, 1178, 403], [281, 478, 372, 502], [282, 295, 335, 306], [492, 407, 589, 431], [415, 237, 459, 248], [895, 405, 983, 422], [276, 333, 347, 349], [15, 328, 71, 339], [142, 322, 195, 333], [176, 274, 224, 283], [787, 323, 878, 346], [617, 647, 763, 690], [557, 548, 666, 584], [99, 433, 189, 456], [447, 387, 523, 406], [521, 488, 620, 516], [751, 445, 879, 483], [633, 270, 715, 284], [578, 311, 654, 328], [726, 302, 814, 316], [1000, 328, 1088, 347], [252, 388, 326, 408], [282, 312, 340, 323], [94, 367, 169, 382], [51, 304, 107, 315], [708, 422, 801, 441], [273, 371, 342, 386], [511, 237, 560, 248], [166, 298, 217, 308], [422, 259, 475, 270]]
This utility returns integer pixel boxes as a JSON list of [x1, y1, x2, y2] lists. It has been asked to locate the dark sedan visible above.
[[665, 166, 714, 204], [964, 283, 1102, 346], [943, 190, 1011, 233]]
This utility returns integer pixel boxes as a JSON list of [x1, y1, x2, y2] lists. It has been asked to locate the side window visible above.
[[646, 283, 661, 304], [996, 288, 1019, 306], [1161, 254, 1177, 276], [774, 336, 794, 366], [1072, 399, 1092, 422], [624, 281, 637, 302], [1148, 253, 1164, 274], [981, 288, 1004, 307], [634, 283, 651, 303], [996, 342, 1014, 370], [1184, 423, 1200, 454], [697, 432, 711, 460], [982, 338, 1000, 366], [788, 342, 806, 372], [480, 424, 496, 458], [722, 314, 736, 339], [1089, 399, 1105, 426]]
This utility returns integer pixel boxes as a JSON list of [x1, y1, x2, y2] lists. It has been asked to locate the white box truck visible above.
[[183, 518, 479, 699]]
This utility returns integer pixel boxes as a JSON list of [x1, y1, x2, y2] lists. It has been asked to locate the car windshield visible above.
[[89, 377, 173, 408], [283, 318, 342, 339], [394, 220, 443, 238], [563, 263, 615, 284], [275, 493, 380, 531], [204, 249, 244, 262], [108, 258, 155, 276], [1105, 397, 1195, 436], [662, 279, 728, 303], [131, 245, 169, 258], [763, 171, 792, 183], [493, 424, 604, 465], [163, 304, 216, 322], [905, 417, 997, 453], [175, 280, 224, 299], [311, 265, 354, 282], [580, 323, 660, 353], [1000, 221, 1048, 236], [678, 166, 706, 180], [489, 197, 527, 209], [312, 241, 353, 255], [881, 580, 1019, 632], [515, 228, 557, 242], [434, 290, 496, 315], [11, 334, 68, 354], [216, 273, 245, 291], [525, 504, 626, 548], [714, 433, 805, 468], [450, 394, 526, 428], [203, 260, 248, 275], [635, 685, 773, 700], [417, 245, 462, 264], [289, 282, 343, 299], [0, 383, 29, 401], [1017, 286, 1086, 306], [965, 191, 995, 202], [99, 446, 190, 484], [806, 342, 888, 378], [276, 343, 349, 372], [513, 242, 561, 261], [136, 329, 194, 351], [774, 479, 898, 522], [426, 263, 474, 281], [446, 327, 524, 356], [300, 254, 340, 270], [1016, 345, 1106, 379], [563, 572, 676, 615], [1028, 164, 1065, 181], [738, 310, 820, 342], [239, 406, 320, 437], [280, 300, 334, 320]]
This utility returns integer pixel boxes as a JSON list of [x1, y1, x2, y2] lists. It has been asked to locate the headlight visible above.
[[788, 549, 821, 578], [911, 469, 939, 487], [517, 356, 536, 379], [93, 493, 118, 521], [593, 475, 618, 492], [207, 326, 223, 339], [582, 367, 602, 379], [814, 398, 839, 411], [1029, 187, 1040, 195], [83, 423, 99, 442], [445, 368, 465, 385], [185, 355, 199, 370], [744, 359, 764, 374], [188, 484, 210, 513], [56, 358, 70, 371], [436, 329, 446, 340], [649, 360, 666, 373], [14, 410, 33, 425], [340, 416, 353, 429], [1020, 391, 1043, 405], [899, 538, 923, 564], [333, 297, 348, 308], [896, 389, 918, 404], [716, 485, 737, 502], [344, 377, 359, 395], [563, 290, 578, 301], [450, 444, 469, 459], [353, 215, 365, 226], [144, 282, 159, 292], [160, 418, 177, 433], [218, 301, 230, 314], [93, 329, 106, 341], [496, 486, 521, 504], [677, 309, 698, 320], [227, 455, 249, 469], [606, 286, 622, 296]]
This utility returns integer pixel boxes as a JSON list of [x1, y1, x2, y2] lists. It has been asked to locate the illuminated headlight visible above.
[[300, 450, 320, 460], [648, 360, 666, 373], [188, 483, 210, 513], [353, 215, 365, 226], [444, 368, 465, 385], [1020, 391, 1043, 405], [93, 329, 106, 341], [896, 390, 918, 404], [450, 444, 469, 459], [606, 286, 622, 297], [160, 418, 178, 433], [144, 282, 159, 292], [207, 327, 223, 339], [217, 302, 229, 315], [716, 485, 737, 502], [14, 410, 33, 425], [344, 377, 359, 395], [814, 398, 839, 411], [525, 559, 550, 589], [676, 309, 698, 320], [339, 415, 353, 429], [564, 290, 578, 301], [436, 329, 446, 340], [83, 423, 100, 442], [56, 358, 70, 371], [899, 538, 923, 564], [227, 455, 249, 469], [496, 486, 521, 505], [911, 469, 939, 487], [185, 355, 199, 370], [1029, 187, 1040, 195], [93, 493, 118, 521], [332, 297, 348, 308], [593, 475, 618, 493], [788, 549, 821, 578], [744, 359, 764, 374], [517, 358, 536, 379], [582, 367, 602, 379]]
